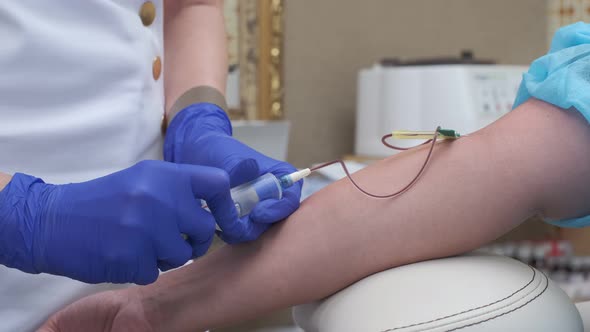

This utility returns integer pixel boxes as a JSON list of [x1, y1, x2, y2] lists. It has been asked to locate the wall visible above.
[[283, 0, 548, 166]]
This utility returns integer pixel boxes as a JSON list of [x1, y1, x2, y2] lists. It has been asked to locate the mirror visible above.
[[224, 0, 284, 120]]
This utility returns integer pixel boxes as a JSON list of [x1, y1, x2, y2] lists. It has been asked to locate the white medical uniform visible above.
[[0, 1, 165, 330]]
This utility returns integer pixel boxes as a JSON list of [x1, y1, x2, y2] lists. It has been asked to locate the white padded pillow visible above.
[[293, 253, 582, 331]]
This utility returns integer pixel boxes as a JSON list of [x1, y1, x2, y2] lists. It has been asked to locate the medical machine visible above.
[[355, 58, 527, 157]]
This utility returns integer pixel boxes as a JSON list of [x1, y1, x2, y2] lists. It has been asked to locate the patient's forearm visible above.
[[141, 100, 590, 331]]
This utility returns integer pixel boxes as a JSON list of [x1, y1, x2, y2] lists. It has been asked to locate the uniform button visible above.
[[139, 1, 156, 26], [153, 56, 162, 80]]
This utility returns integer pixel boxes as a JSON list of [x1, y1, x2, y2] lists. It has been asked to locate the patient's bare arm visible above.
[[40, 100, 590, 332]]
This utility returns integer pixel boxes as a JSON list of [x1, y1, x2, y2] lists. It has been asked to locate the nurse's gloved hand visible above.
[[0, 160, 237, 285], [164, 104, 302, 244]]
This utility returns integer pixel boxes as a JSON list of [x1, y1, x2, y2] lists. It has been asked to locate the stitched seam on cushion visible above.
[[444, 272, 549, 332], [425, 271, 544, 331], [379, 266, 537, 332]]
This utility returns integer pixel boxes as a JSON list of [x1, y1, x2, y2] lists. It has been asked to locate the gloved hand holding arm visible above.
[[0, 160, 237, 285], [163, 0, 303, 244], [164, 105, 302, 244]]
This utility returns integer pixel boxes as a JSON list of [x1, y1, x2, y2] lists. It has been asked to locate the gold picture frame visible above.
[[226, 0, 284, 120]]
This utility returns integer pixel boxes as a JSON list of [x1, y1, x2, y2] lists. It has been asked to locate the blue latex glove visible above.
[[0, 160, 237, 284], [164, 104, 302, 244], [514, 22, 590, 228]]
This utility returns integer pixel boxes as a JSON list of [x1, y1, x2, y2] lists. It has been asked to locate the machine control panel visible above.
[[473, 71, 523, 117]]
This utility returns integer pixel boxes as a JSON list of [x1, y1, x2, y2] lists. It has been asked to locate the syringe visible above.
[[206, 169, 311, 218]]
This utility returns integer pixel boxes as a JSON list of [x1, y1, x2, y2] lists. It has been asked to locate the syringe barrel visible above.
[[230, 173, 282, 217]]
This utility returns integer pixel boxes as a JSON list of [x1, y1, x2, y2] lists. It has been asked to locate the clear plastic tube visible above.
[[230, 173, 283, 217]]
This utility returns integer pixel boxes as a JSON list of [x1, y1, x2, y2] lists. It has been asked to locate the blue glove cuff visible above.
[[164, 103, 233, 163], [0, 173, 47, 274]]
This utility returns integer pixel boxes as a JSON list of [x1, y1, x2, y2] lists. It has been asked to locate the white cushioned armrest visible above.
[[294, 253, 582, 332]]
